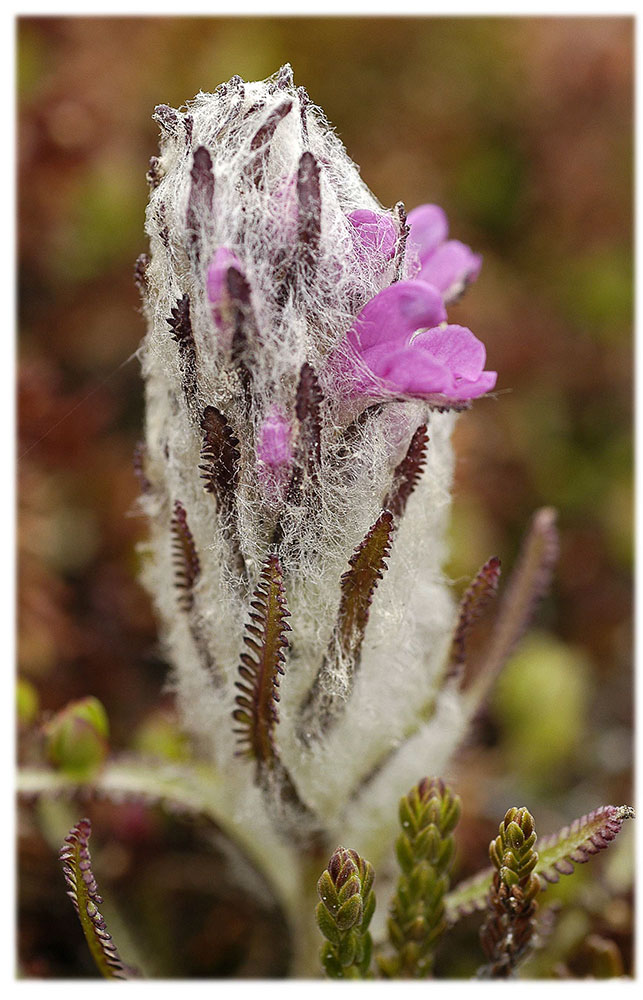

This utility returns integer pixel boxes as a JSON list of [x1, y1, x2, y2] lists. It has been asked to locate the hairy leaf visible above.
[[250, 99, 293, 151], [392, 201, 410, 283], [199, 405, 241, 512], [336, 509, 394, 665], [59, 818, 133, 979], [186, 145, 214, 261], [383, 423, 429, 519], [447, 555, 501, 680], [296, 151, 321, 273], [167, 293, 198, 403], [170, 500, 201, 610], [233, 554, 291, 765], [298, 511, 394, 742]]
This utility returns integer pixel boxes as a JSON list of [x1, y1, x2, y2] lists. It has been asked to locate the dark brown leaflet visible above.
[[186, 145, 215, 262], [447, 556, 501, 682], [383, 423, 429, 519], [170, 501, 201, 611], [298, 511, 394, 743], [199, 405, 240, 511], [167, 293, 198, 404], [232, 554, 291, 765]]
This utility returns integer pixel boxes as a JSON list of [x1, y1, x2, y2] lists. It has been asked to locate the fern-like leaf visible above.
[[382, 423, 429, 519], [336, 509, 394, 665], [199, 405, 241, 512], [447, 555, 501, 681], [170, 500, 201, 610], [537, 804, 635, 883], [444, 804, 635, 925], [466, 507, 558, 713], [167, 293, 198, 403], [298, 510, 394, 742], [59, 818, 134, 979], [232, 553, 291, 766]]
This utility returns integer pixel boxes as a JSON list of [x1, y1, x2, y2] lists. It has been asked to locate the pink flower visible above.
[[257, 408, 293, 500], [206, 247, 245, 344], [336, 280, 496, 404], [407, 203, 482, 304]]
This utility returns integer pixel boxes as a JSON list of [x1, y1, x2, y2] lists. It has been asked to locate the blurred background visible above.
[[17, 16, 633, 978]]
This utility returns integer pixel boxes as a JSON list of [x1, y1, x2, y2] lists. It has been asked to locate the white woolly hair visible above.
[[137, 65, 463, 860]]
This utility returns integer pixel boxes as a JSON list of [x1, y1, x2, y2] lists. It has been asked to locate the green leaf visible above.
[[59, 818, 134, 979]]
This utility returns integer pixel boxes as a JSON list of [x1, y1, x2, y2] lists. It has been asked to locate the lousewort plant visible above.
[[18, 66, 633, 979]]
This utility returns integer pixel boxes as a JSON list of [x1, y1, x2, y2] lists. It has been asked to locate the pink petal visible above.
[[257, 409, 293, 469], [347, 280, 447, 353], [348, 209, 397, 262], [407, 204, 449, 260], [418, 240, 482, 302], [448, 369, 498, 400], [376, 346, 456, 396], [206, 247, 243, 310], [412, 324, 487, 380]]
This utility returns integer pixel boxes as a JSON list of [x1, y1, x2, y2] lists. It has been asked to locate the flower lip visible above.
[[407, 203, 481, 304], [337, 280, 496, 403]]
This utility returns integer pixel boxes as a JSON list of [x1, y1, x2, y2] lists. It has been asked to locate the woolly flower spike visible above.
[[59, 819, 134, 979], [316, 846, 376, 978], [138, 64, 491, 853], [380, 778, 461, 978], [478, 807, 540, 978]]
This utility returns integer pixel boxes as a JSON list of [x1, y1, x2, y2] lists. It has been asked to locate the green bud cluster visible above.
[[44, 696, 110, 779], [479, 806, 540, 977], [316, 846, 375, 978], [380, 777, 461, 977]]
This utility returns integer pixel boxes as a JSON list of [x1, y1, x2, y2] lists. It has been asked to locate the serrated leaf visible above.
[[167, 293, 198, 404], [170, 501, 201, 611], [444, 803, 635, 925], [467, 507, 559, 713], [59, 818, 134, 979], [537, 804, 635, 884], [297, 510, 394, 742], [382, 423, 429, 519], [199, 405, 241, 510], [336, 510, 394, 664], [232, 554, 291, 765], [447, 555, 501, 681]]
